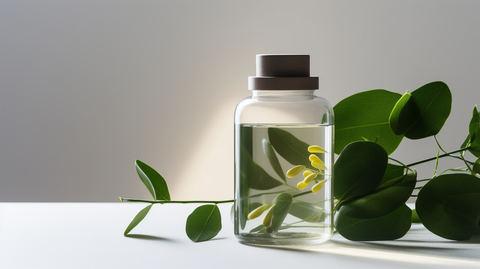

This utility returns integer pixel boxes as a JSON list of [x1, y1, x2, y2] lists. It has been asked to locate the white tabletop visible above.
[[1, 203, 479, 269]]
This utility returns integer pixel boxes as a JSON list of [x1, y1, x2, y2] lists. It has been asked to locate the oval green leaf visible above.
[[335, 204, 412, 241], [262, 139, 286, 182], [124, 204, 153, 236], [135, 160, 170, 201], [416, 173, 480, 240], [401, 81, 452, 139], [338, 171, 417, 219], [334, 89, 403, 155], [334, 141, 388, 201], [289, 200, 326, 223], [186, 204, 222, 242], [271, 193, 293, 233], [268, 128, 312, 168]]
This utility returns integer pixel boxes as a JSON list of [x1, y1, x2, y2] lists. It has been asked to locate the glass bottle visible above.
[[234, 54, 334, 246]]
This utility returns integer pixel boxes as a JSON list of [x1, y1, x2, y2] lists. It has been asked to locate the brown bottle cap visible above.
[[248, 54, 319, 90]]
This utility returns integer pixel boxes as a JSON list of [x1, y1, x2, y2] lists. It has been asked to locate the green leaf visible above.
[[416, 173, 480, 240], [335, 203, 412, 241], [462, 135, 480, 158], [124, 204, 153, 236], [135, 160, 170, 201], [462, 106, 480, 157], [468, 105, 479, 143], [334, 89, 403, 155], [338, 171, 416, 219], [262, 139, 286, 182], [334, 141, 388, 201], [271, 193, 293, 233], [239, 144, 283, 190], [396, 81, 452, 139], [186, 204, 222, 242], [268, 128, 312, 168], [289, 200, 326, 223]]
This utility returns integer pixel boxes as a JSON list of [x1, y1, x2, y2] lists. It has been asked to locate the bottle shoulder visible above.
[[235, 95, 334, 125]]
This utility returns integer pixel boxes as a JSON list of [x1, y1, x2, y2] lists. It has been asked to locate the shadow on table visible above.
[[125, 233, 176, 242]]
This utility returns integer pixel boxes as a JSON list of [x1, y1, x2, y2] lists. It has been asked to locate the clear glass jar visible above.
[[234, 55, 334, 246]]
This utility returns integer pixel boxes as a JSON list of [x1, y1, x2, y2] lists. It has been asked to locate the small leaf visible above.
[[416, 173, 480, 240], [135, 160, 170, 201], [334, 141, 388, 201], [186, 205, 222, 242], [240, 144, 283, 190], [289, 200, 326, 223], [468, 105, 479, 143], [334, 89, 403, 155], [268, 128, 312, 168], [335, 204, 412, 241], [271, 193, 293, 233], [124, 204, 153, 236], [338, 171, 417, 219]]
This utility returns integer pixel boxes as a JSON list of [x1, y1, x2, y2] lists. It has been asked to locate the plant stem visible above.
[[120, 198, 234, 204], [406, 147, 469, 167]]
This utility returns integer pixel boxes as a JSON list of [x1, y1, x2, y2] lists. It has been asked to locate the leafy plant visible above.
[[120, 81, 480, 242]]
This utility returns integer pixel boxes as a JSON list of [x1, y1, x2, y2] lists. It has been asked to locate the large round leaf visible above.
[[416, 174, 480, 240], [338, 171, 416, 219], [334, 141, 388, 201], [334, 89, 403, 155], [390, 81, 451, 139], [186, 205, 222, 242], [335, 204, 412, 241]]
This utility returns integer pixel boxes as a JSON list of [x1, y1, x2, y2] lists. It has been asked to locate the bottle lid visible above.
[[248, 54, 319, 90]]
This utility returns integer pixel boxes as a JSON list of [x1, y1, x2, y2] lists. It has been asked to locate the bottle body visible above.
[[234, 90, 334, 246]]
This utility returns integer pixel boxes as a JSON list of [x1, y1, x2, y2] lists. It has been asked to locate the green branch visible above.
[[406, 147, 470, 167], [120, 197, 234, 204]]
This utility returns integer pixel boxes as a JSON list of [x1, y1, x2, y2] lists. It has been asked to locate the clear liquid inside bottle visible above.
[[234, 123, 333, 246]]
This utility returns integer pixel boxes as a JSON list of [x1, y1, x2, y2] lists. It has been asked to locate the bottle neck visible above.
[[252, 90, 315, 101]]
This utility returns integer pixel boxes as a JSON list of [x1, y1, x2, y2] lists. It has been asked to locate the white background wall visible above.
[[0, 0, 479, 202]]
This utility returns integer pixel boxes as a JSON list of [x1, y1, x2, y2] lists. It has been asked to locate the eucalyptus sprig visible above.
[[121, 81, 480, 242]]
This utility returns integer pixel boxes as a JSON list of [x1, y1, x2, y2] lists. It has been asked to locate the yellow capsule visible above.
[[286, 165, 305, 178], [310, 154, 327, 170], [303, 170, 313, 177], [297, 181, 308, 190], [303, 173, 317, 184], [312, 179, 327, 194], [308, 145, 327, 153], [263, 205, 276, 227], [248, 204, 272, 220]]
